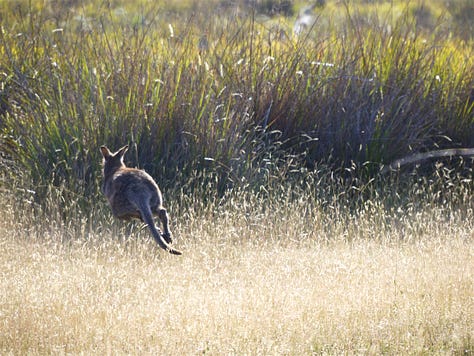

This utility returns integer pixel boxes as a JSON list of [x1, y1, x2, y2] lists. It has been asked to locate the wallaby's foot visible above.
[[162, 231, 172, 244], [169, 248, 182, 255]]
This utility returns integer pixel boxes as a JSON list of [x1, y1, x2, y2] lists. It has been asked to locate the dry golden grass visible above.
[[0, 199, 473, 354]]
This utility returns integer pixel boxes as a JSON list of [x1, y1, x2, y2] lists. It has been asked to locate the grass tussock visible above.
[[1, 0, 473, 213]]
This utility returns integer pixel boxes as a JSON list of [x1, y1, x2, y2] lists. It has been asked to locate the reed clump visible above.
[[1, 0, 473, 219]]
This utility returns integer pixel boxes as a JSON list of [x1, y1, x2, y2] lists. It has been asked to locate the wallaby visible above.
[[100, 145, 182, 255]]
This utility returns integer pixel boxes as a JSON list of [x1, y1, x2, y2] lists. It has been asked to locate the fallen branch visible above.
[[380, 148, 474, 174]]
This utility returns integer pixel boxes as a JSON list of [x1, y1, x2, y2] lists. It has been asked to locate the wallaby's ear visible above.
[[100, 146, 112, 159], [117, 145, 129, 157]]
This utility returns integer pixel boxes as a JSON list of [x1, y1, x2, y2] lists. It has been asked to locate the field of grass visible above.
[[1, 185, 473, 354], [0, 0, 473, 353]]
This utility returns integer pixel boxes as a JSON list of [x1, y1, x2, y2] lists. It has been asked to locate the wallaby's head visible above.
[[100, 145, 128, 177]]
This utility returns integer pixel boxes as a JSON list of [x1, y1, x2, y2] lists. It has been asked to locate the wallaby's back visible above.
[[100, 145, 182, 255]]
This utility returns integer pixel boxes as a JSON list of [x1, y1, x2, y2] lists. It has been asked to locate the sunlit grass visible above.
[[0, 193, 472, 354]]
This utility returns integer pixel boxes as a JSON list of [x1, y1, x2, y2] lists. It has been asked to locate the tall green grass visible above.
[[0, 0, 473, 220]]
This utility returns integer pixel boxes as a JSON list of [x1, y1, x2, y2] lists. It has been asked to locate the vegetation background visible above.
[[0, 0, 473, 353]]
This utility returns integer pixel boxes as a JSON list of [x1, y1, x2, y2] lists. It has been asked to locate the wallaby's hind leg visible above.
[[156, 207, 172, 244]]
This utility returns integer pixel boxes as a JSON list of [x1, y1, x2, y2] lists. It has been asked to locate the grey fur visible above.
[[100, 145, 182, 255]]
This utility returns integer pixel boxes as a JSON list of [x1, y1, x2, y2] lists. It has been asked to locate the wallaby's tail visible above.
[[134, 199, 182, 255]]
